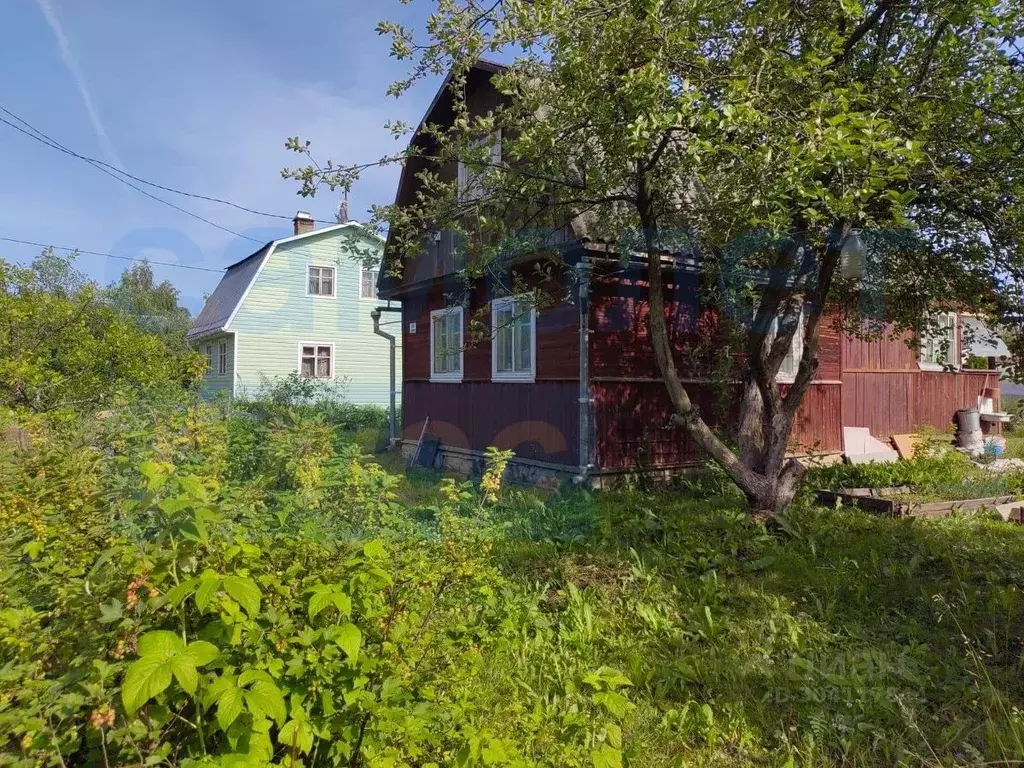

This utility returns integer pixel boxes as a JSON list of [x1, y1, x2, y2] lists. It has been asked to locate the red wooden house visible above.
[[378, 61, 1002, 484]]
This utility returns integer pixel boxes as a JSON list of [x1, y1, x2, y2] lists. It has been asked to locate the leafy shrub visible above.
[[0, 405, 630, 767], [0, 256, 203, 413]]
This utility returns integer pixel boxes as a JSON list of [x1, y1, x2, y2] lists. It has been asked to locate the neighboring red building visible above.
[[378, 61, 1001, 483]]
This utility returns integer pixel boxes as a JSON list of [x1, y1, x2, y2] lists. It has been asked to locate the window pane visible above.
[[433, 316, 444, 373], [302, 346, 314, 356], [449, 313, 461, 373], [517, 309, 532, 372], [495, 305, 513, 372], [308, 267, 319, 294], [317, 357, 330, 378], [301, 357, 315, 377]]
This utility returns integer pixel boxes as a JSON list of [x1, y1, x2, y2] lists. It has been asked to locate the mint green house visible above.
[[187, 213, 400, 405]]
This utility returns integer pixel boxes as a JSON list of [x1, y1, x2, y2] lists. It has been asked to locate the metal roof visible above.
[[186, 245, 270, 340], [963, 315, 1011, 358]]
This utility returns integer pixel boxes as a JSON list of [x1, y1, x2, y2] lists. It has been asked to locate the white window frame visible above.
[[218, 342, 228, 376], [306, 264, 336, 298], [359, 263, 379, 301], [919, 311, 958, 371], [430, 307, 464, 382], [457, 128, 502, 202], [768, 305, 805, 384], [491, 295, 536, 382], [297, 342, 335, 380]]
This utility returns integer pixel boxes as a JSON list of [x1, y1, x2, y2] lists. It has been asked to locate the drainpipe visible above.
[[575, 255, 594, 482], [371, 305, 402, 444]]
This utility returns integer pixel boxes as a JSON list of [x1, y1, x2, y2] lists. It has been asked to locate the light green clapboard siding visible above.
[[197, 333, 235, 398], [228, 228, 401, 406]]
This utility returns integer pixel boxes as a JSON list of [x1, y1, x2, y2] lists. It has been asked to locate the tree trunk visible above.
[[638, 198, 845, 516]]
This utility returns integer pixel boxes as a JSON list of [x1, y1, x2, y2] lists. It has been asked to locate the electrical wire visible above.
[[0, 105, 336, 242], [0, 236, 225, 273], [0, 105, 335, 226]]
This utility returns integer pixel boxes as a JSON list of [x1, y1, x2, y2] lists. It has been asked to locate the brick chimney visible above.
[[293, 211, 315, 236]]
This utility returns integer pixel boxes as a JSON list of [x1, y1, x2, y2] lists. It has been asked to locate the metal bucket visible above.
[[956, 408, 982, 433]]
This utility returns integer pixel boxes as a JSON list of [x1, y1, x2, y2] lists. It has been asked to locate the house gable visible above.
[[224, 225, 397, 403]]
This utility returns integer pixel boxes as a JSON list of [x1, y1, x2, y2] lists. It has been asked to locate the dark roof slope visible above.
[[186, 244, 270, 340]]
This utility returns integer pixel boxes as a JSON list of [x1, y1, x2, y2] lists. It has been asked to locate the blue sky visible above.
[[0, 1, 440, 313]]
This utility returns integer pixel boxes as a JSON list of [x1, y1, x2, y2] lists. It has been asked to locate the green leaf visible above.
[[185, 640, 220, 667], [238, 669, 286, 725], [137, 630, 185, 658], [335, 623, 362, 660], [164, 578, 198, 607], [215, 683, 245, 730], [98, 598, 123, 623], [363, 540, 387, 560], [307, 585, 351, 621], [223, 575, 261, 617], [171, 656, 199, 695], [122, 655, 173, 714], [591, 744, 622, 768], [195, 574, 221, 612], [244, 681, 287, 726], [278, 719, 314, 755]]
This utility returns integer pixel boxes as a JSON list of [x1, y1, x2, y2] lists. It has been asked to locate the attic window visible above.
[[458, 129, 502, 202], [919, 312, 958, 370], [307, 265, 335, 297], [360, 265, 379, 300]]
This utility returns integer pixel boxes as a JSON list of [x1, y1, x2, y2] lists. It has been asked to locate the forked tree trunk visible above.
[[639, 209, 844, 517]]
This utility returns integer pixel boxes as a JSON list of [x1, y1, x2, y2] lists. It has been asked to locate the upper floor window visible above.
[[218, 342, 228, 375], [458, 129, 502, 202], [300, 344, 333, 379], [430, 307, 464, 381], [307, 265, 335, 297], [492, 296, 535, 381], [360, 265, 379, 300], [919, 312, 957, 370]]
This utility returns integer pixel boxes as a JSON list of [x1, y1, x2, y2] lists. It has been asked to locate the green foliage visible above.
[[0, 253, 203, 413], [7, 393, 1024, 765], [103, 261, 193, 356]]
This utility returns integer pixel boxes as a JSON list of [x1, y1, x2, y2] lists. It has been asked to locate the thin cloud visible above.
[[35, 0, 124, 169]]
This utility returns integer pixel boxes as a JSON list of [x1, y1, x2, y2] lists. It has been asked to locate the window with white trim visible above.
[[300, 344, 333, 379], [919, 312, 957, 369], [458, 129, 502, 202], [307, 265, 335, 297], [205, 344, 213, 372], [492, 296, 535, 381], [218, 342, 228, 375], [768, 306, 805, 382], [359, 265, 379, 300], [430, 307, 464, 381]]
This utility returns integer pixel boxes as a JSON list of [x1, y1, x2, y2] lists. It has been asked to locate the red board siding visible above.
[[402, 278, 578, 383], [402, 380, 579, 466], [590, 272, 842, 381], [593, 381, 842, 472], [841, 370, 1001, 438]]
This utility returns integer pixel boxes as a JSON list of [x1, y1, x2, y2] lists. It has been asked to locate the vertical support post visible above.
[[576, 255, 594, 480]]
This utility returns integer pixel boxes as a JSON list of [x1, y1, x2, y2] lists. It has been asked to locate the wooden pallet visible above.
[[817, 489, 1019, 519]]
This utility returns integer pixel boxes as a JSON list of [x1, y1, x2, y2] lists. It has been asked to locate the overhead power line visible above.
[[0, 105, 333, 240], [0, 236, 225, 274], [0, 105, 335, 226]]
